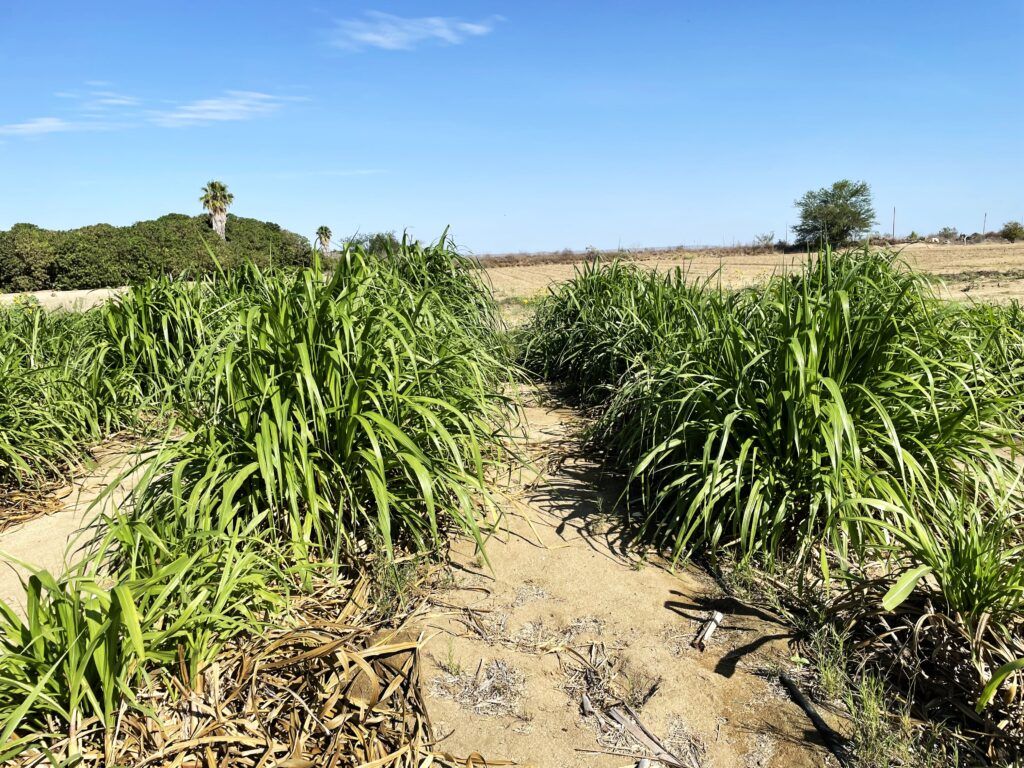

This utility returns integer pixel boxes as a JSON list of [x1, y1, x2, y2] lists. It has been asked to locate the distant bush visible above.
[[936, 226, 959, 240], [1000, 221, 1024, 243], [753, 232, 775, 251], [0, 214, 311, 292], [343, 231, 403, 256], [0, 224, 56, 292]]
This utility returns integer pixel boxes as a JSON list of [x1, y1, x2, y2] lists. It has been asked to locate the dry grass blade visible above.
[[430, 658, 526, 718], [0, 483, 64, 532], [559, 642, 673, 762], [8, 577, 504, 768]]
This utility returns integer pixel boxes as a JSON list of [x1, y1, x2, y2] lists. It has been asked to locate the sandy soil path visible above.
[[420, 391, 840, 767], [0, 445, 142, 613], [0, 286, 123, 311]]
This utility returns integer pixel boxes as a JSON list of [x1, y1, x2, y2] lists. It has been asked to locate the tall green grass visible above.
[[124, 246, 514, 564], [523, 248, 1024, 758], [0, 301, 141, 488], [521, 260, 715, 404], [600, 251, 1015, 564], [527, 250, 1017, 563], [0, 236, 517, 763]]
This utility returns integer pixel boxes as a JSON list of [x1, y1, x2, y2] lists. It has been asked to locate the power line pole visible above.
[[892, 206, 896, 240], [983, 212, 987, 237]]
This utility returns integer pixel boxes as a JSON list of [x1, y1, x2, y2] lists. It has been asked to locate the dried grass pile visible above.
[[9, 578, 499, 768]]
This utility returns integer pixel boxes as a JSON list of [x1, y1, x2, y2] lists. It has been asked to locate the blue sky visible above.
[[1, 1, 1021, 253]]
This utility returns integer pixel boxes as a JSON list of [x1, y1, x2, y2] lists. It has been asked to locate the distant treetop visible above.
[[0, 213, 311, 292], [200, 181, 234, 241], [793, 180, 876, 247]]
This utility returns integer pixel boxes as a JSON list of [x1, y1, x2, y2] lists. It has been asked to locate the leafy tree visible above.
[[1000, 221, 1024, 243], [0, 215, 311, 292], [0, 224, 56, 292], [364, 231, 402, 255], [793, 179, 876, 247], [937, 227, 959, 240], [316, 225, 332, 254], [199, 181, 234, 240]]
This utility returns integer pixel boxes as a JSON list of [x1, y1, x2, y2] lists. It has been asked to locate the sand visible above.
[[0, 445, 142, 613], [418, 391, 841, 766], [0, 286, 123, 311]]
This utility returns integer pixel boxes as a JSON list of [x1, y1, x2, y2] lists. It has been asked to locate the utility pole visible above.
[[892, 206, 896, 240], [983, 212, 987, 237]]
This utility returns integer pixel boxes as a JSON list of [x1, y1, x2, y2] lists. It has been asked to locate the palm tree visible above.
[[199, 181, 234, 240], [316, 225, 332, 255]]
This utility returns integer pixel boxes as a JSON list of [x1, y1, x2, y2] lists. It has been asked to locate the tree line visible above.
[[0, 213, 311, 292]]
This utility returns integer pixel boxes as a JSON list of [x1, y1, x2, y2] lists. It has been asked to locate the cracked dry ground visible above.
[[418, 389, 841, 767]]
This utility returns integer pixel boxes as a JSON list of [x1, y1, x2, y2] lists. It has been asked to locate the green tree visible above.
[[0, 224, 56, 291], [793, 180, 876, 247], [365, 231, 402, 255], [199, 180, 234, 240], [1000, 221, 1024, 243], [0, 215, 312, 292], [316, 225, 332, 255]]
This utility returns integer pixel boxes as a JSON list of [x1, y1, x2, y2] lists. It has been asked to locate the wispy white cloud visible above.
[[0, 117, 77, 137], [48, 84, 142, 112], [331, 11, 501, 51], [1, 85, 300, 140], [149, 91, 292, 127], [87, 91, 140, 108], [0, 116, 128, 138]]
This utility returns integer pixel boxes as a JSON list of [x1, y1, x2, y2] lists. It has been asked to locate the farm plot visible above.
[[2, 242, 1023, 767], [519, 248, 1024, 765], [0, 241, 515, 766]]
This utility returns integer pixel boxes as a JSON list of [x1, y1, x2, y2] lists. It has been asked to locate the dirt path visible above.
[[0, 393, 844, 764], [0, 445, 142, 613], [420, 392, 840, 767]]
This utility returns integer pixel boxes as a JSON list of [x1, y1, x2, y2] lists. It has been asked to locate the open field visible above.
[[486, 241, 1024, 304], [7, 241, 1024, 313], [1, 242, 1023, 767]]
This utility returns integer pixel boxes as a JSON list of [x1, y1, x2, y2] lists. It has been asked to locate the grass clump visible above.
[[520, 260, 715, 405], [522, 247, 1024, 762], [592, 249, 1014, 565], [124, 244, 514, 564], [0, 301, 142, 488], [0, 234, 517, 764]]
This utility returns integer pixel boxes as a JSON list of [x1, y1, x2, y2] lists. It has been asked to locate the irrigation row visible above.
[[519, 248, 1024, 764], [0, 240, 515, 765]]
